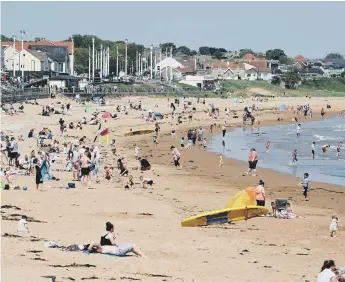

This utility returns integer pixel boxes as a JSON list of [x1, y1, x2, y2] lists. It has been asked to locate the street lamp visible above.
[[12, 35, 16, 77], [150, 44, 153, 80], [20, 30, 25, 80], [124, 38, 128, 79]]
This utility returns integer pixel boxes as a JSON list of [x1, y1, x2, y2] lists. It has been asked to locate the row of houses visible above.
[[1, 39, 74, 76], [154, 53, 345, 88]]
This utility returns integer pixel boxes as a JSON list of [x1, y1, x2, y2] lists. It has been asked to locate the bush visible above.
[[271, 76, 281, 85]]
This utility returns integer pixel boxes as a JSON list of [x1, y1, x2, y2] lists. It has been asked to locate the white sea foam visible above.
[[313, 135, 341, 142]]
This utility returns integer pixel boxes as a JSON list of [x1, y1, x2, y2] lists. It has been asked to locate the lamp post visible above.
[[116, 46, 119, 78], [138, 53, 141, 76], [12, 35, 16, 77], [125, 38, 128, 79], [154, 48, 157, 79], [20, 30, 25, 80], [100, 44, 103, 80], [88, 46, 91, 82], [159, 49, 162, 77], [150, 44, 153, 80], [92, 38, 95, 83]]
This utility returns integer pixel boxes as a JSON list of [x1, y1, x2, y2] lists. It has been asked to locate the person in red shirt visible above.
[[245, 148, 258, 176]]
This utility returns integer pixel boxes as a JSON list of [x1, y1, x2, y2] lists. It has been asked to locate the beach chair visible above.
[[275, 198, 288, 218]]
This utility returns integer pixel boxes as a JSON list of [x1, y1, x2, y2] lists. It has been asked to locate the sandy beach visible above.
[[1, 95, 345, 282]]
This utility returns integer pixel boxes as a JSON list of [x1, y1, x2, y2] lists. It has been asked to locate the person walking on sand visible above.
[[245, 148, 258, 176], [312, 142, 316, 159], [330, 214, 339, 238], [79, 153, 91, 187], [171, 146, 181, 168]]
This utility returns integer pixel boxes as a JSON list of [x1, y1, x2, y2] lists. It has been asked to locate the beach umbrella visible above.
[[280, 104, 287, 111]]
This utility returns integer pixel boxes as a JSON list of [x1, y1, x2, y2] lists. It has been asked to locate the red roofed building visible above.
[[242, 53, 257, 60], [2, 39, 74, 75], [295, 55, 306, 62]]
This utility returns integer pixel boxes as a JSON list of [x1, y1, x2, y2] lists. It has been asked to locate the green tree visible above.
[[177, 46, 191, 56], [190, 50, 198, 56], [325, 53, 344, 60], [1, 34, 12, 42], [238, 49, 255, 58], [34, 37, 41, 42], [199, 46, 210, 55], [213, 49, 223, 60], [279, 55, 290, 65], [266, 49, 286, 60], [159, 42, 176, 54], [271, 76, 281, 85], [341, 71, 345, 78], [282, 70, 301, 89], [74, 48, 89, 74], [218, 48, 227, 53]]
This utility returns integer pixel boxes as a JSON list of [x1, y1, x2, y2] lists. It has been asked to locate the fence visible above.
[[1, 88, 50, 103]]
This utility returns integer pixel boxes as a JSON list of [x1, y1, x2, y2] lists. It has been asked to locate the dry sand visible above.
[[1, 95, 345, 282]]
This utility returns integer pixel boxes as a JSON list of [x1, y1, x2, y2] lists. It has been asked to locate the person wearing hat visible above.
[[255, 180, 265, 206]]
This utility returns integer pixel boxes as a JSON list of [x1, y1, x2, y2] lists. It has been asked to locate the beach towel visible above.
[[40, 159, 50, 182], [83, 250, 117, 257]]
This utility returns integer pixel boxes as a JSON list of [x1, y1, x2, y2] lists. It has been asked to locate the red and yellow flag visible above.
[[100, 128, 109, 145]]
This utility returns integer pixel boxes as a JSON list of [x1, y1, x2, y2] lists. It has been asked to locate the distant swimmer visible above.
[[266, 140, 271, 153], [296, 124, 301, 138], [336, 142, 343, 156], [311, 142, 316, 159]]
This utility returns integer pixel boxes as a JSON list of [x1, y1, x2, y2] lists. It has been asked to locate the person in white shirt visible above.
[[296, 124, 301, 138], [17, 215, 29, 232], [317, 260, 337, 282]]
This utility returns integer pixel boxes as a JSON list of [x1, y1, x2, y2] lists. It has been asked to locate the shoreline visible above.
[[134, 108, 345, 216]]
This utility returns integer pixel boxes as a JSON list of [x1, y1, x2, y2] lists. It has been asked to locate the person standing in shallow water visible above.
[[245, 148, 258, 176]]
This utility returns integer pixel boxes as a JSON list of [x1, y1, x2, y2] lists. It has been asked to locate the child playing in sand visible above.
[[271, 201, 276, 217], [153, 135, 158, 147], [330, 214, 339, 237], [180, 137, 185, 150], [134, 145, 140, 160], [139, 175, 154, 189], [203, 138, 207, 150], [17, 215, 29, 232], [104, 166, 112, 182], [124, 175, 134, 189], [219, 154, 223, 167], [171, 126, 176, 138]]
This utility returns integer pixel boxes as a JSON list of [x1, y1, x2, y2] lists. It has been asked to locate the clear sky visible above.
[[1, 1, 345, 58]]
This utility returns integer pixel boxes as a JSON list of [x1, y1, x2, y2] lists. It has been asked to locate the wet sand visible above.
[[1, 96, 344, 282]]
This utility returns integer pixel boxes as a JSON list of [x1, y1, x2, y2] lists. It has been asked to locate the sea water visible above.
[[207, 116, 345, 187]]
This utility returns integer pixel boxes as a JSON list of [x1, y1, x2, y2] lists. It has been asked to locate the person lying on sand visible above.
[[139, 175, 154, 189], [87, 222, 146, 257]]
